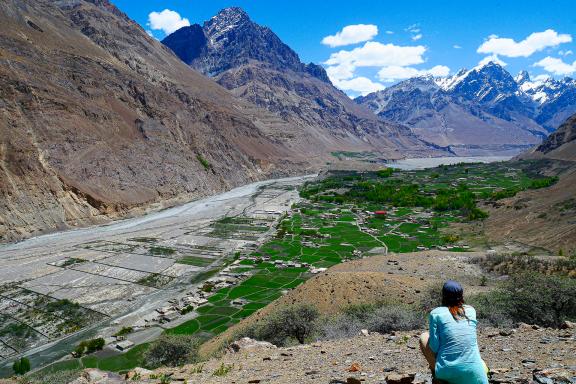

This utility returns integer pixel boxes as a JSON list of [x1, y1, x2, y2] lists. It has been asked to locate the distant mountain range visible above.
[[162, 7, 440, 158], [356, 62, 576, 155]]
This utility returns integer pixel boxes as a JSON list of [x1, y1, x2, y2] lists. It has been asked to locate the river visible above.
[[388, 156, 513, 170]]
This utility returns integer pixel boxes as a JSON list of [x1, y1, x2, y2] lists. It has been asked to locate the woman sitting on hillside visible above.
[[419, 280, 489, 384]]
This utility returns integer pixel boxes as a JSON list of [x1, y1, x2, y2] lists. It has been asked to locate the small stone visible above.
[[347, 378, 362, 384], [347, 363, 361, 372], [360, 329, 369, 336]]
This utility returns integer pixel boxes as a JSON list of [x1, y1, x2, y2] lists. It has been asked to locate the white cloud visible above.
[[477, 54, 507, 67], [534, 56, 576, 76], [148, 9, 190, 35], [385, 30, 394, 35], [322, 24, 378, 47], [325, 62, 356, 81], [559, 50, 573, 56], [477, 29, 572, 58], [405, 24, 422, 41], [325, 41, 426, 71], [453, 44, 462, 49], [377, 65, 450, 82], [406, 24, 420, 34], [332, 76, 385, 96]]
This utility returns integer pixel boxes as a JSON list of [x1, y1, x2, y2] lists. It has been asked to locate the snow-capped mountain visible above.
[[356, 62, 576, 155]]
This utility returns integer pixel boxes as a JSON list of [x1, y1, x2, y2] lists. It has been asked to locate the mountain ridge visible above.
[[357, 62, 576, 155], [162, 7, 441, 158]]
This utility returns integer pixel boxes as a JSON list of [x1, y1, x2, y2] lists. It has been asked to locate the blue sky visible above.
[[115, 0, 576, 96]]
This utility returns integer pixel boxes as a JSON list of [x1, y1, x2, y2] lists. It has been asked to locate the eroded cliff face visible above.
[[0, 0, 310, 242]]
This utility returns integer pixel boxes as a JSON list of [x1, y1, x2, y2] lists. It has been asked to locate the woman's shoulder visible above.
[[430, 306, 450, 316], [463, 304, 477, 317], [430, 305, 477, 318]]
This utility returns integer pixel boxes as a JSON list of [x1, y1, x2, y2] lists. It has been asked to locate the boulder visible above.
[[560, 320, 576, 330], [533, 368, 576, 384], [227, 337, 277, 353], [70, 369, 124, 384]]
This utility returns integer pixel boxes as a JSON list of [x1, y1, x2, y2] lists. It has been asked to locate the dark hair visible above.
[[442, 280, 467, 321]]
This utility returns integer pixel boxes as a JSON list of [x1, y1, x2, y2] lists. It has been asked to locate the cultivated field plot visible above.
[[204, 217, 270, 241], [0, 285, 106, 354], [20, 269, 157, 316]]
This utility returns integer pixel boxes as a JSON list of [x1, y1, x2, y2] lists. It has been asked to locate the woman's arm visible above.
[[428, 312, 440, 353]]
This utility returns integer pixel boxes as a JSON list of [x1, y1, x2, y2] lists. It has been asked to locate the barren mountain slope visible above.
[[483, 114, 576, 253], [0, 0, 313, 242], [162, 8, 441, 158], [521, 113, 576, 162]]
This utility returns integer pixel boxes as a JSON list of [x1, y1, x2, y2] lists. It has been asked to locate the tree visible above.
[[144, 335, 201, 368], [86, 338, 105, 353], [248, 304, 319, 346], [74, 337, 105, 357], [13, 357, 31, 375]]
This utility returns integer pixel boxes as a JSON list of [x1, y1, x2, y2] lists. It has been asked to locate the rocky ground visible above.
[[16, 323, 573, 384]]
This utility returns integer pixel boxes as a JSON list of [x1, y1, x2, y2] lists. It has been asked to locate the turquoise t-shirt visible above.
[[428, 305, 488, 384]]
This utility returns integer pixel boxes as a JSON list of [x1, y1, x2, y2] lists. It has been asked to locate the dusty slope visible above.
[[200, 250, 487, 356], [483, 114, 576, 254], [0, 0, 312, 242], [483, 165, 576, 254], [521, 113, 576, 162]]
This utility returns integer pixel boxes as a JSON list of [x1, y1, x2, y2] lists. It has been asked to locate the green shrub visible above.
[[528, 176, 558, 189], [212, 362, 233, 376], [320, 303, 424, 340], [144, 335, 201, 368], [376, 168, 394, 178], [74, 337, 105, 356], [197, 154, 211, 170], [470, 273, 576, 328], [242, 305, 319, 346], [12, 357, 31, 375], [114, 327, 133, 337]]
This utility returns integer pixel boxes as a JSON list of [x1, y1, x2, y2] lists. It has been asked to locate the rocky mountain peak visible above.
[[204, 7, 251, 42], [515, 70, 531, 84], [450, 61, 519, 104], [163, 8, 331, 83]]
